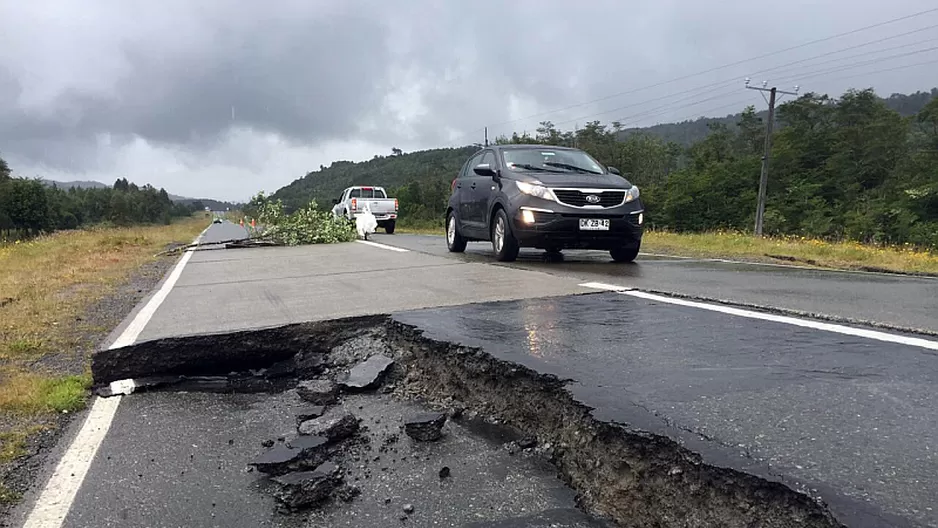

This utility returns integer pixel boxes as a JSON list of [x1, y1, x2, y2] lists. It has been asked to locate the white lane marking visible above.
[[109, 249, 195, 348], [578, 283, 938, 351], [356, 239, 409, 252], [22, 227, 208, 528], [22, 397, 121, 528], [578, 282, 632, 292]]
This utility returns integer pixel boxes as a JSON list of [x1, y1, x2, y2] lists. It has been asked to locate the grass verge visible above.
[[643, 231, 938, 276], [0, 216, 208, 361], [0, 215, 208, 491]]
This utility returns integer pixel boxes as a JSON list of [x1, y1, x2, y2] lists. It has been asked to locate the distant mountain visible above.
[[40, 179, 109, 190], [169, 195, 243, 211], [39, 179, 241, 211]]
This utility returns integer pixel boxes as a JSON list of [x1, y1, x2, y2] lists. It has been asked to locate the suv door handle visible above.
[[470, 182, 477, 189]]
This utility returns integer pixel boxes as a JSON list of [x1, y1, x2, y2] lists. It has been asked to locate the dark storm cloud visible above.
[[1, 0, 935, 196], [0, 0, 392, 169]]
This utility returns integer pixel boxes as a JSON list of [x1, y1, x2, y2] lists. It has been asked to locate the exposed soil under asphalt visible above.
[[0, 251, 180, 523], [86, 318, 866, 528]]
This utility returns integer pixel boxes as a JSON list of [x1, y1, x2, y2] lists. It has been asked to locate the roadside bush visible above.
[[251, 192, 356, 245]]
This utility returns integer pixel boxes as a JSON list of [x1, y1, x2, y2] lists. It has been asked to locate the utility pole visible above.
[[745, 79, 799, 236], [484, 127, 489, 147]]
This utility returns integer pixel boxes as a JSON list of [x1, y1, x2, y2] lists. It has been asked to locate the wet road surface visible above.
[[370, 234, 938, 334], [394, 293, 938, 528]]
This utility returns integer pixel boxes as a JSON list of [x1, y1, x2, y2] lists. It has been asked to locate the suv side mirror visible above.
[[332, 198, 339, 205], [607, 166, 621, 176], [473, 163, 496, 177]]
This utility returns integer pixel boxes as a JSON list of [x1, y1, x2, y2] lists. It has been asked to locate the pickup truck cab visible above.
[[332, 186, 399, 234]]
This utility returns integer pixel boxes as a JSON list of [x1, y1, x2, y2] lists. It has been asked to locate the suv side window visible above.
[[460, 153, 483, 179], [481, 150, 496, 167]]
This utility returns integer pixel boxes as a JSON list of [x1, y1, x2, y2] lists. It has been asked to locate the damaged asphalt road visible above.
[[79, 299, 937, 528], [11, 225, 938, 528], [66, 329, 616, 528]]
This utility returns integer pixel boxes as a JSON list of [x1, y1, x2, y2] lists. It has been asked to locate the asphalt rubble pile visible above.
[[248, 353, 415, 512]]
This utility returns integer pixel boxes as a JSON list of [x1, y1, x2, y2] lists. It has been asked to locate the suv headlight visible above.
[[516, 181, 555, 201], [625, 185, 640, 203]]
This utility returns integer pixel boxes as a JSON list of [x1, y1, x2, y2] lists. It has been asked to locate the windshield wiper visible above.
[[510, 163, 551, 172], [543, 162, 602, 174]]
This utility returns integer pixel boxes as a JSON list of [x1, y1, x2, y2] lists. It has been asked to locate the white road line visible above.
[[22, 227, 207, 528], [356, 239, 409, 252], [580, 283, 938, 351], [578, 282, 632, 292], [21, 397, 120, 528]]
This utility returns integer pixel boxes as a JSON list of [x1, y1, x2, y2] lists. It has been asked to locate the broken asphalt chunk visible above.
[[295, 406, 327, 427], [295, 352, 327, 377], [250, 436, 328, 475], [270, 462, 341, 510], [339, 354, 394, 391], [298, 411, 360, 441], [296, 379, 338, 405], [404, 412, 446, 442]]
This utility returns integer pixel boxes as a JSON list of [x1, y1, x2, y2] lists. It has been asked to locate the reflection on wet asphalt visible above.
[[393, 292, 938, 527], [373, 234, 938, 334]]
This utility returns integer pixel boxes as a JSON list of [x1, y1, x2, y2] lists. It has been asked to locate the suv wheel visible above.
[[384, 220, 396, 234], [610, 245, 640, 263], [492, 209, 519, 262], [446, 211, 467, 253]]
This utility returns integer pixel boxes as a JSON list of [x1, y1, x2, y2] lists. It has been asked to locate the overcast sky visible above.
[[1, 0, 937, 201]]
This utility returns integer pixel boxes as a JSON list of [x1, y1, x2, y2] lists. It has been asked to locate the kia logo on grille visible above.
[[585, 194, 601, 204]]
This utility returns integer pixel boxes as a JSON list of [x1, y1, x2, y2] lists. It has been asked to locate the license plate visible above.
[[579, 218, 610, 231]]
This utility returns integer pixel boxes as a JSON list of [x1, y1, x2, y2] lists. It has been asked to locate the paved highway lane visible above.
[[131, 239, 591, 341], [370, 233, 938, 334], [196, 220, 250, 245]]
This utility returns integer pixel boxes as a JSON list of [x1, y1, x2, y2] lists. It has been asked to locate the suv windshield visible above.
[[502, 147, 605, 175]]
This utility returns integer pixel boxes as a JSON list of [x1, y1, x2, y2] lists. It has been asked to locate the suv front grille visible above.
[[553, 189, 626, 208]]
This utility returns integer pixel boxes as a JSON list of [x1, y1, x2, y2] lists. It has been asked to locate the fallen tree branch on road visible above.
[[249, 192, 357, 246], [154, 238, 251, 256]]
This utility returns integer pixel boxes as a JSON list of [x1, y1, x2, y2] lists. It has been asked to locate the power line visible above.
[[549, 36, 938, 129], [443, 7, 938, 147], [504, 40, 938, 137], [742, 23, 938, 78], [751, 35, 938, 80], [772, 45, 938, 84]]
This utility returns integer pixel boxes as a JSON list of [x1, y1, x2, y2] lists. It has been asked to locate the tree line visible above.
[[271, 86, 938, 248], [0, 160, 200, 240]]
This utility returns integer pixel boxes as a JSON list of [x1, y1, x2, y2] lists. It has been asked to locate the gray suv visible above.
[[445, 144, 644, 262]]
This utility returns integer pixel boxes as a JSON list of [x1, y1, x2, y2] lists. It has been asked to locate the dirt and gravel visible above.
[[0, 252, 181, 523]]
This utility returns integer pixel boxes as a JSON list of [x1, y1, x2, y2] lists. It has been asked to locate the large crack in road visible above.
[[90, 314, 869, 528]]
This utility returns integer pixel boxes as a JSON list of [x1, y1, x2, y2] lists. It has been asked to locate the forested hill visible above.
[[272, 89, 938, 212], [272, 146, 477, 212]]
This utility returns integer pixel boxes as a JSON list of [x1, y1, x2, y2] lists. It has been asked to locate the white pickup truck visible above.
[[331, 186, 399, 234]]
